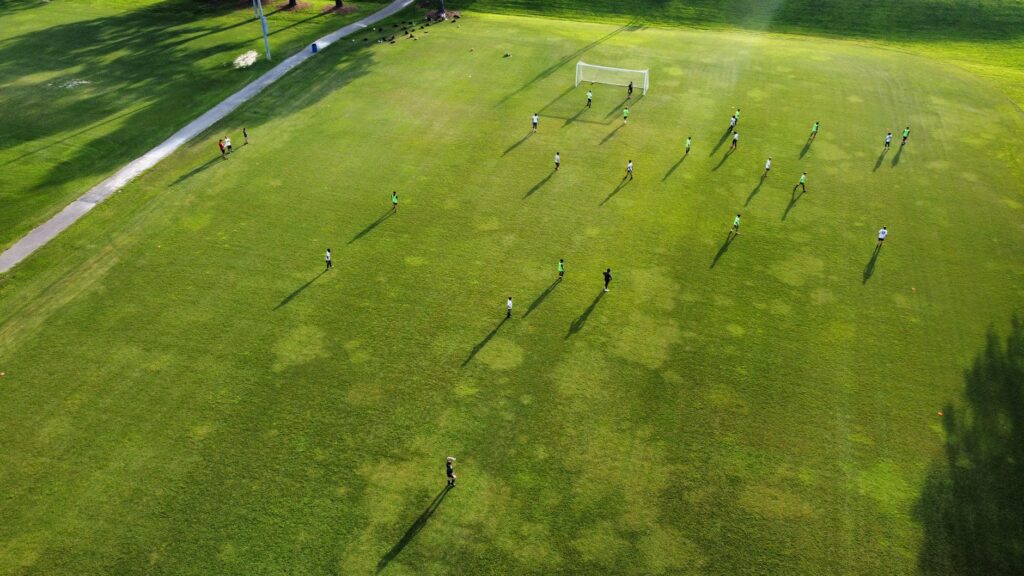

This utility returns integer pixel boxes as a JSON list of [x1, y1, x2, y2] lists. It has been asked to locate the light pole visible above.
[[252, 0, 272, 61]]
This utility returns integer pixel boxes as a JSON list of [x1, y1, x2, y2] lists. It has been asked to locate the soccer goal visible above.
[[575, 61, 650, 94]]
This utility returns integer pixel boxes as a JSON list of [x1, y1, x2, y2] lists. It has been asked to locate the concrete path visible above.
[[0, 0, 415, 274]]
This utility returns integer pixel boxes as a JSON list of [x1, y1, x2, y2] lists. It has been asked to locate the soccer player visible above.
[[532, 113, 539, 132], [507, 296, 513, 318], [243, 127, 249, 145], [901, 126, 910, 145], [625, 160, 634, 180], [603, 268, 612, 292], [586, 89, 593, 108], [325, 248, 332, 270], [729, 115, 737, 131], [877, 226, 888, 246], [793, 172, 807, 193], [446, 456, 456, 487], [627, 81, 633, 99], [558, 258, 565, 279], [885, 132, 893, 149], [225, 136, 233, 153], [218, 139, 226, 158], [810, 121, 819, 140], [730, 131, 739, 150], [763, 156, 772, 177], [623, 107, 629, 124], [730, 213, 741, 236], [391, 191, 398, 211], [685, 136, 692, 155], [555, 151, 560, 171], [734, 108, 741, 124]]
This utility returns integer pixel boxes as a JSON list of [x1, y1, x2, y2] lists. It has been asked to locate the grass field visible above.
[[0, 0, 384, 251], [1, 4, 1023, 576]]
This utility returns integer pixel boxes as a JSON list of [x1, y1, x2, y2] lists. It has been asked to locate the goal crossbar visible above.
[[575, 61, 649, 94]]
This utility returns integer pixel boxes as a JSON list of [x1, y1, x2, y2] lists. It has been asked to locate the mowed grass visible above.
[[1, 10, 1024, 575], [0, 0, 384, 251]]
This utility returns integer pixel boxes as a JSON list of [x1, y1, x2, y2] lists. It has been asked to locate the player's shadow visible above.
[[565, 290, 606, 338], [782, 189, 805, 221], [862, 245, 881, 283], [873, 149, 888, 172], [712, 148, 734, 171], [710, 232, 736, 268], [600, 122, 627, 145], [892, 145, 905, 167], [524, 279, 560, 317], [799, 138, 813, 159], [524, 172, 555, 198], [461, 317, 508, 366], [600, 178, 630, 205], [273, 270, 327, 310], [604, 94, 642, 119], [502, 133, 533, 156], [171, 155, 222, 186], [349, 210, 394, 243], [711, 126, 733, 156], [376, 487, 451, 573], [662, 153, 687, 181], [745, 177, 765, 206]]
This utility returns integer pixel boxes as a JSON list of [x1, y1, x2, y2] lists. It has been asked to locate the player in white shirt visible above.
[[506, 296, 513, 318], [532, 113, 539, 132], [624, 160, 633, 180], [763, 156, 772, 177], [554, 152, 560, 171], [730, 132, 739, 150], [224, 136, 233, 153], [884, 132, 893, 149], [877, 227, 888, 246], [325, 248, 332, 270]]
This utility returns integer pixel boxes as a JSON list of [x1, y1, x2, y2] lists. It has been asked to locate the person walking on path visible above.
[[793, 172, 807, 193], [623, 107, 630, 124], [558, 259, 565, 280], [243, 127, 249, 145], [685, 136, 692, 155], [446, 456, 457, 487], [885, 132, 893, 149], [730, 213, 741, 236], [810, 121, 819, 140], [625, 160, 634, 180], [586, 89, 593, 108], [532, 113, 539, 132], [730, 131, 739, 150], [877, 226, 888, 247], [901, 126, 911, 145], [218, 139, 226, 159], [554, 152, 561, 172], [506, 296, 513, 318], [627, 81, 633, 99], [763, 156, 772, 178], [325, 248, 332, 270], [391, 191, 398, 212], [603, 268, 612, 292]]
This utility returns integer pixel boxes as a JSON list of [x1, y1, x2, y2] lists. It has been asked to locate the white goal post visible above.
[[575, 61, 650, 94]]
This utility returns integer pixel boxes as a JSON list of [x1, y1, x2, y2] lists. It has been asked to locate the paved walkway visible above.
[[0, 0, 415, 274]]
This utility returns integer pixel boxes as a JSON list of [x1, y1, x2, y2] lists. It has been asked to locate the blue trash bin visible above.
[[311, 43, 318, 53]]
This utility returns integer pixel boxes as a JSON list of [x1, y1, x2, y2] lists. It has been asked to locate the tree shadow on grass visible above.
[[892, 144, 905, 167], [524, 279, 560, 317], [603, 96, 630, 120], [565, 289, 605, 338], [273, 269, 327, 310], [349, 210, 393, 243], [781, 189, 805, 221], [873, 149, 888, 172], [600, 178, 630, 206], [502, 132, 533, 156], [662, 153, 687, 181], [745, 176, 764, 206], [461, 317, 508, 366], [376, 487, 451, 573], [524, 171, 554, 198], [862, 244, 881, 283], [915, 317, 1024, 575], [710, 232, 736, 268]]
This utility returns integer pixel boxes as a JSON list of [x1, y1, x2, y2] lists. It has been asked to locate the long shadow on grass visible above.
[[600, 122, 626, 145], [862, 244, 881, 283], [502, 133, 533, 156], [710, 126, 732, 156], [662, 153, 687, 181], [565, 290, 605, 338], [782, 189, 805, 221], [461, 317, 508, 366], [524, 279, 560, 317], [873, 149, 888, 172], [799, 139, 812, 159], [710, 232, 736, 268], [892, 144, 905, 167], [600, 178, 630, 206], [274, 269, 327, 310], [914, 317, 1024, 575], [712, 149, 734, 171], [376, 487, 451, 573], [745, 176, 764, 206], [349, 210, 394, 243], [171, 156, 223, 186], [524, 171, 554, 198]]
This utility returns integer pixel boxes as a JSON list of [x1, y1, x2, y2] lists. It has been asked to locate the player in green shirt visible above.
[[558, 259, 565, 280], [734, 108, 741, 124], [623, 107, 630, 124], [901, 126, 911, 145], [731, 213, 741, 236], [793, 172, 807, 193], [685, 136, 692, 155], [391, 191, 398, 211], [810, 121, 819, 140]]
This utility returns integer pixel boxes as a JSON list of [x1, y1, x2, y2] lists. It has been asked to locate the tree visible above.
[[335, 0, 343, 7]]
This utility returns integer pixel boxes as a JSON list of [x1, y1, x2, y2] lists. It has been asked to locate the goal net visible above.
[[575, 61, 649, 94]]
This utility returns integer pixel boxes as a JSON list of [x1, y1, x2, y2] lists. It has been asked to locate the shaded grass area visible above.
[[0, 0, 385, 251], [0, 11, 1023, 575]]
